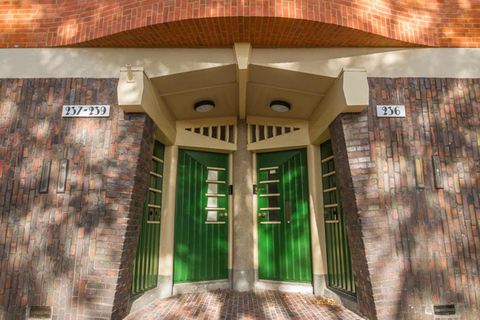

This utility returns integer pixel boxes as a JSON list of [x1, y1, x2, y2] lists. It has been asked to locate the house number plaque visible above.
[[62, 105, 110, 117], [376, 105, 406, 118]]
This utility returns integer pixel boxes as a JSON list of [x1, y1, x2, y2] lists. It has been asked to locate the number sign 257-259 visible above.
[[62, 105, 110, 118], [376, 105, 405, 118]]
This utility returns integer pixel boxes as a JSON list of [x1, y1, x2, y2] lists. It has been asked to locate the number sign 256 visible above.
[[62, 105, 110, 118], [376, 105, 405, 118]]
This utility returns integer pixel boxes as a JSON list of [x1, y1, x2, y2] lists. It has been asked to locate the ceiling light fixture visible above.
[[270, 100, 291, 113], [194, 100, 215, 113]]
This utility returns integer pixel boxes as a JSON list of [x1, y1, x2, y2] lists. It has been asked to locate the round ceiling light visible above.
[[270, 100, 291, 113], [194, 100, 215, 113]]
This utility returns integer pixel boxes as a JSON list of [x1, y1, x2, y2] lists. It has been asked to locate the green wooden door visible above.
[[320, 140, 356, 296], [257, 149, 312, 282], [174, 149, 229, 283], [131, 141, 164, 296]]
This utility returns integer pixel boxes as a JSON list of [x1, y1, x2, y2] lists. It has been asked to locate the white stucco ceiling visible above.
[[149, 63, 336, 121]]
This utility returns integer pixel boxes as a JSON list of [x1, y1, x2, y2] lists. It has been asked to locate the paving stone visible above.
[[124, 290, 365, 320]]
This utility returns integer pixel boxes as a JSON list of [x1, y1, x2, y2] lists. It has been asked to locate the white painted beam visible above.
[[117, 67, 177, 145], [0, 48, 234, 78], [308, 68, 369, 145], [1, 48, 480, 79], [251, 48, 480, 79], [234, 43, 252, 120]]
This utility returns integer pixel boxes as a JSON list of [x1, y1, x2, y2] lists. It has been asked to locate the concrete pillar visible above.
[[158, 145, 178, 297], [307, 144, 328, 296], [232, 120, 255, 291]]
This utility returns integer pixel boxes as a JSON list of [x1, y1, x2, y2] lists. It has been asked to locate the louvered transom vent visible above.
[[185, 124, 236, 144], [248, 124, 300, 143]]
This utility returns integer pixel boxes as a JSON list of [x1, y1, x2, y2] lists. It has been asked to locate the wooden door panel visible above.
[[257, 149, 312, 283], [174, 150, 229, 283]]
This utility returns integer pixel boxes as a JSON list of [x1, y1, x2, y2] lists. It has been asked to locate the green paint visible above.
[[321, 140, 356, 296], [131, 141, 164, 296], [257, 149, 312, 283], [174, 149, 229, 283]]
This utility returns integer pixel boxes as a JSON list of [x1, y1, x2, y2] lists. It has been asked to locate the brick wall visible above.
[[0, 78, 156, 319], [1, 0, 480, 48], [330, 114, 378, 319], [331, 78, 480, 319]]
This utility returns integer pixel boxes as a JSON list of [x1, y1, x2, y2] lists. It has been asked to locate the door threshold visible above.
[[255, 280, 313, 294], [173, 279, 230, 295]]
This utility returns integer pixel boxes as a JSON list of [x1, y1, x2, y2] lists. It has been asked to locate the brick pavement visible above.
[[125, 290, 365, 320]]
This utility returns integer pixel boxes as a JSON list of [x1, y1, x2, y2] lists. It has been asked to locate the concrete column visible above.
[[158, 145, 178, 296], [307, 144, 328, 296], [232, 120, 255, 291]]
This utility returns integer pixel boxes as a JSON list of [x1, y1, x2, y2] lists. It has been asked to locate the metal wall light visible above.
[[270, 100, 291, 112], [194, 100, 215, 112]]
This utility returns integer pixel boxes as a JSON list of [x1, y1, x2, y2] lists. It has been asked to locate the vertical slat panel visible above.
[[131, 141, 164, 296], [321, 140, 356, 296]]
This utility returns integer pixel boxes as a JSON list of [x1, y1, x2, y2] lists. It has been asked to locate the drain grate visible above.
[[433, 304, 456, 316]]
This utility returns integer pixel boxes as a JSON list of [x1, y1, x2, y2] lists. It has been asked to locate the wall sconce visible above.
[[270, 100, 291, 112], [194, 100, 215, 112]]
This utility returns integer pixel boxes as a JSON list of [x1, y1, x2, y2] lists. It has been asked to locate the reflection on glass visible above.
[[268, 197, 279, 208], [207, 197, 218, 208], [207, 211, 217, 221], [269, 210, 280, 221], [207, 170, 218, 181], [207, 183, 218, 194], [267, 183, 278, 194]]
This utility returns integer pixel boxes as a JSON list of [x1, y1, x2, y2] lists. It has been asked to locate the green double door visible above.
[[257, 149, 312, 283], [174, 149, 229, 283]]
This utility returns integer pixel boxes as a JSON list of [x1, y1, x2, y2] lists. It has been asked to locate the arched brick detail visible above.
[[2, 0, 480, 48], [71, 17, 416, 48]]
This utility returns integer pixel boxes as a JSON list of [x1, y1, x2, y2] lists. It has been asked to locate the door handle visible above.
[[286, 201, 291, 223]]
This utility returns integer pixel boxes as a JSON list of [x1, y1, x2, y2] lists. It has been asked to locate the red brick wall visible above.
[[0, 78, 156, 319], [331, 78, 480, 319], [1, 0, 480, 48]]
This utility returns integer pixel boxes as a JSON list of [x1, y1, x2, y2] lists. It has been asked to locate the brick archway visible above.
[[71, 17, 417, 48]]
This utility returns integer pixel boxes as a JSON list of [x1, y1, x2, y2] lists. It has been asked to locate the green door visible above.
[[320, 140, 356, 296], [174, 149, 229, 283], [257, 149, 312, 282], [131, 141, 164, 296]]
